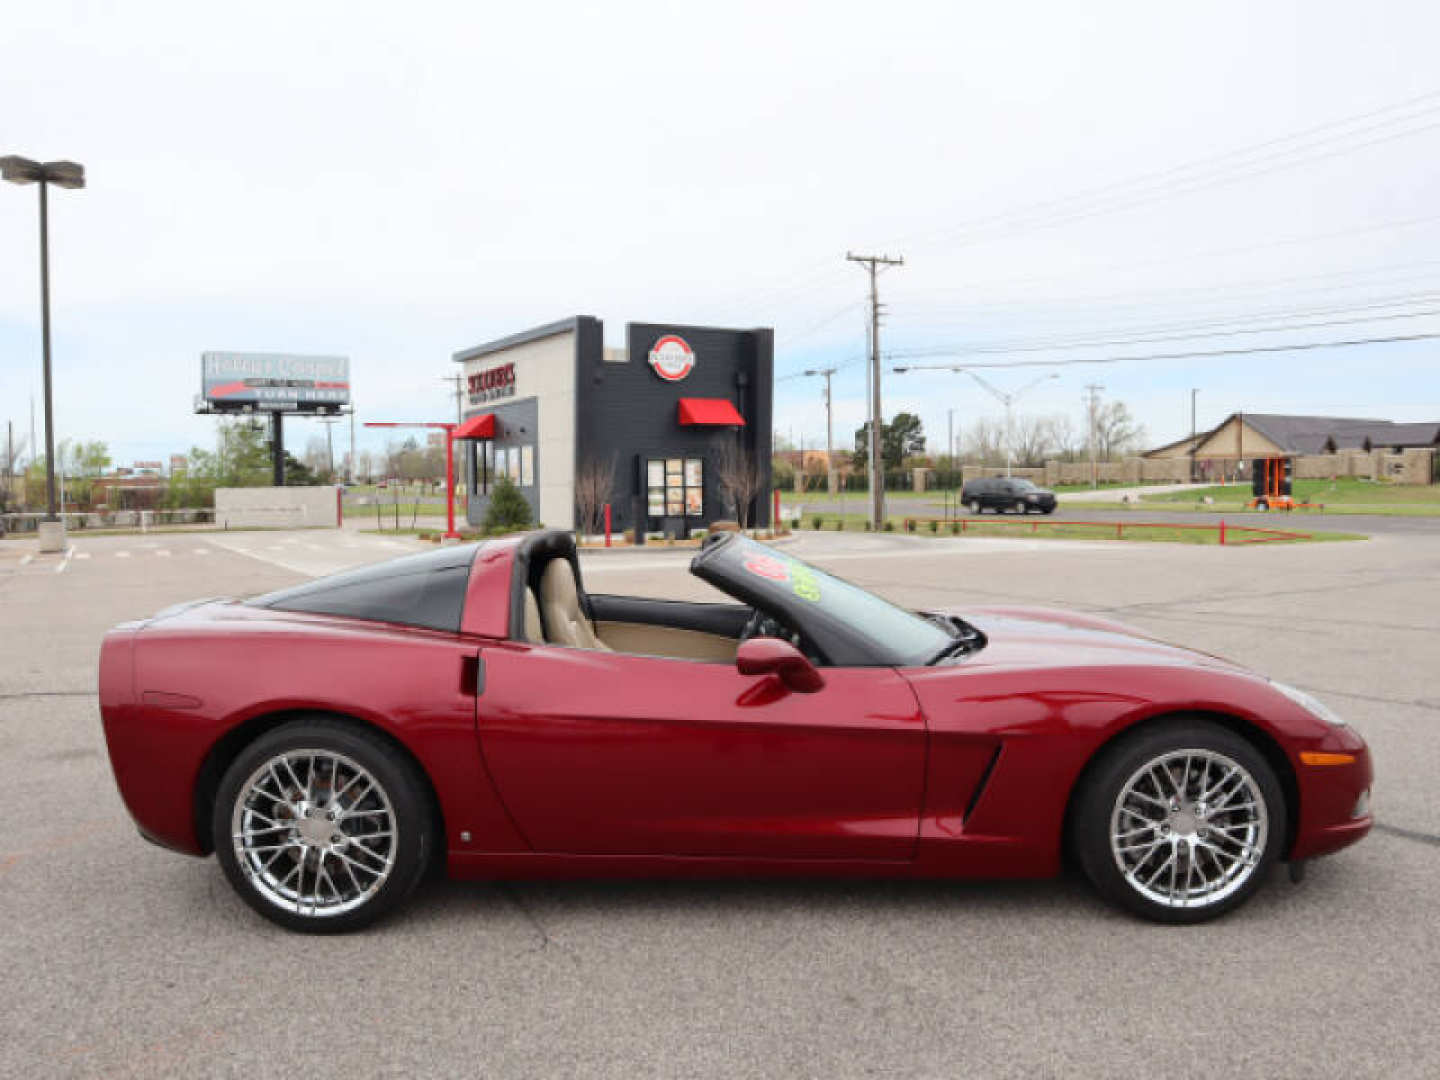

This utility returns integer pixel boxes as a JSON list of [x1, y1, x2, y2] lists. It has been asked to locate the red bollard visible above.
[[1116, 522, 1122, 539], [1219, 519, 1226, 546], [604, 503, 612, 547], [773, 489, 781, 528]]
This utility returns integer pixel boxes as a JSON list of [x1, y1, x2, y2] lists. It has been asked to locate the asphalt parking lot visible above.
[[2, 527, 1437, 1078]]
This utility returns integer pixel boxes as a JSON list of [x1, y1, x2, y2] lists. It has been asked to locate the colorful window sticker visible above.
[[743, 555, 790, 581], [684, 488, 703, 516]]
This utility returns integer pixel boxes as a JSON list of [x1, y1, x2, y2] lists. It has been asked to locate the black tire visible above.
[[213, 717, 435, 933], [968, 499, 983, 515], [1072, 719, 1285, 924], [1012, 501, 1026, 514], [1043, 506, 1056, 515], [1255, 499, 1269, 512]]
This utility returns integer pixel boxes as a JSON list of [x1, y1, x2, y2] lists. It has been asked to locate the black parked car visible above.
[[961, 477, 1058, 514]]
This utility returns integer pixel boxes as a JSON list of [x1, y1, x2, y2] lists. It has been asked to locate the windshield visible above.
[[699, 534, 954, 666]]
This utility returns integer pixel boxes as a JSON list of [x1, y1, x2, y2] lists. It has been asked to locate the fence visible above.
[[1, 509, 214, 534], [895, 515, 1310, 545]]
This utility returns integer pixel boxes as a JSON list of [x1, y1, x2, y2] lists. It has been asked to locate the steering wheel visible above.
[[739, 607, 789, 645]]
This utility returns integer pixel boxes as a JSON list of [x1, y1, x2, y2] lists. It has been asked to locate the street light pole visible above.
[[3, 155, 85, 547]]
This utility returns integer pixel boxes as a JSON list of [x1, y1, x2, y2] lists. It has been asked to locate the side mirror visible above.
[[736, 637, 825, 694]]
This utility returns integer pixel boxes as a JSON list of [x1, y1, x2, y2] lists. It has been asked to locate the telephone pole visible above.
[[846, 251, 903, 530], [804, 367, 837, 493], [1189, 388, 1200, 483], [318, 416, 338, 479], [1084, 383, 1104, 489]]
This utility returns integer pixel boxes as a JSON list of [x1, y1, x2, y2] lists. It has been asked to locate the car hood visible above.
[[937, 604, 1253, 675]]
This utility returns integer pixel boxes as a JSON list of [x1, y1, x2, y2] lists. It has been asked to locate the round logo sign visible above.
[[648, 335, 696, 382]]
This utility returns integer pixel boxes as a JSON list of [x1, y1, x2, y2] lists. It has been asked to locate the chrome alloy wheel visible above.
[[230, 749, 397, 918], [1109, 749, 1269, 909]]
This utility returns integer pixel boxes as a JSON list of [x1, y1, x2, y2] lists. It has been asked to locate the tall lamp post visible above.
[[893, 366, 1058, 476], [2, 155, 85, 551]]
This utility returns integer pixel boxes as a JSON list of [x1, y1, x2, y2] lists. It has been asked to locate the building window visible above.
[[471, 441, 492, 495], [646, 456, 703, 518]]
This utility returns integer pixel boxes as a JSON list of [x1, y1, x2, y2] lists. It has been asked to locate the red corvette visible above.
[[99, 530, 1371, 932]]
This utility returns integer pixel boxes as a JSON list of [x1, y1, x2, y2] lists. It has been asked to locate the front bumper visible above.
[[1290, 726, 1373, 861]]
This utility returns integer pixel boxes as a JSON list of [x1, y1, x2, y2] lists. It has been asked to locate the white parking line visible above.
[[19, 553, 33, 566], [74, 552, 91, 560], [55, 546, 76, 574], [115, 551, 130, 558], [194, 548, 210, 555], [155, 550, 171, 557]]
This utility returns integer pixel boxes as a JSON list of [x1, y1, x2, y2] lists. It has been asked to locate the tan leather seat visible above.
[[522, 588, 544, 644], [539, 559, 610, 651]]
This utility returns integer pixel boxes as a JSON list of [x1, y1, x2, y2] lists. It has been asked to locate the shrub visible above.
[[812, 515, 824, 530], [883, 520, 894, 532], [928, 520, 938, 533], [483, 476, 532, 532], [950, 522, 960, 535]]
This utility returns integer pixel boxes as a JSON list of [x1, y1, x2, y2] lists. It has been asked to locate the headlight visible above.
[[1272, 681, 1347, 726]]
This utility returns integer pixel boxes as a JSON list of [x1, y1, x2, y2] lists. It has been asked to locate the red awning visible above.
[[677, 398, 746, 426], [451, 413, 496, 439]]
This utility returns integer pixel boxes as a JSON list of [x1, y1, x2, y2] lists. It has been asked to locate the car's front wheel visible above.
[[213, 717, 434, 933], [968, 499, 983, 514], [1073, 720, 1285, 923]]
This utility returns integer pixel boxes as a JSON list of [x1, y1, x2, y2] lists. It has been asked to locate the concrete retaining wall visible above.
[[215, 486, 341, 529]]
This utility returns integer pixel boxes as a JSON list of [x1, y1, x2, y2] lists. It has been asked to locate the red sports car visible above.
[[99, 530, 1372, 932]]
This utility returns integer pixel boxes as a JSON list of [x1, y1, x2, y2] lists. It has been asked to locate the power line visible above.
[[889, 294, 1440, 359], [904, 89, 1440, 250]]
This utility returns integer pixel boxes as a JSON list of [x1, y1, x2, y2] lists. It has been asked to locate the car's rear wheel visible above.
[[213, 718, 434, 933], [1073, 720, 1285, 923]]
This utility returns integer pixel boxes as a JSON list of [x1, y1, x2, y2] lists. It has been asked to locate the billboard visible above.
[[200, 352, 350, 412]]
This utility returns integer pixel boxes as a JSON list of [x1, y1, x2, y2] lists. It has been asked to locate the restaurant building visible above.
[[452, 316, 773, 534]]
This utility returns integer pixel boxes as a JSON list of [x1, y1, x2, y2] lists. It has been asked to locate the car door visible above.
[[476, 643, 927, 860]]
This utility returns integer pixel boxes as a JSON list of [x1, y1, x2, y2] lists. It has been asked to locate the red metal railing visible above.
[[899, 516, 1310, 545]]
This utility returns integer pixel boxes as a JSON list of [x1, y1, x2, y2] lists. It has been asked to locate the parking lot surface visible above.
[[1, 527, 1437, 1078]]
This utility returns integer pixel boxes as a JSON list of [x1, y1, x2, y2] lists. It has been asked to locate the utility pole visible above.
[[1189, 388, 1199, 483], [348, 407, 356, 484], [318, 417, 338, 479], [847, 251, 903, 530], [804, 367, 837, 493], [1084, 383, 1104, 489]]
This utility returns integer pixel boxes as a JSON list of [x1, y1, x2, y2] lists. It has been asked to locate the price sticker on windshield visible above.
[[789, 564, 821, 603], [744, 555, 790, 581]]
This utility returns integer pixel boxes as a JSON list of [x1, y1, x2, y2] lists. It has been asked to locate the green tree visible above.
[[852, 412, 926, 472], [483, 475, 532, 532]]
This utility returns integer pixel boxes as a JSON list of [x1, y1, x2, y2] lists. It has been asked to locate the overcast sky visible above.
[[4, 1, 1440, 468]]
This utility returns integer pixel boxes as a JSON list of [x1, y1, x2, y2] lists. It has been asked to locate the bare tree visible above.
[[960, 417, 1007, 465], [1095, 400, 1146, 460], [713, 437, 766, 530], [1010, 414, 1055, 467], [574, 455, 617, 536]]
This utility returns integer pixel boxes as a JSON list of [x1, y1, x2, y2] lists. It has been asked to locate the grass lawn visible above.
[[787, 512, 1363, 544], [1132, 477, 1440, 515]]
